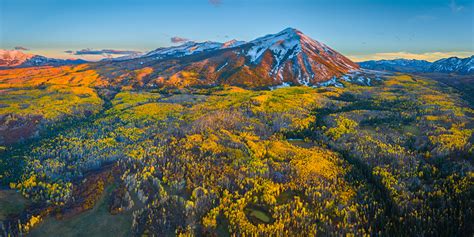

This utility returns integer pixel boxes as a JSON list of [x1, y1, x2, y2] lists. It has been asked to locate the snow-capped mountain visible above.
[[0, 50, 86, 68], [0, 50, 35, 67], [104, 40, 245, 62], [429, 56, 474, 74], [145, 41, 224, 59], [144, 39, 248, 60], [359, 56, 474, 74], [146, 41, 221, 58], [242, 27, 359, 85], [106, 28, 359, 88], [20, 55, 87, 67], [101, 52, 145, 62]]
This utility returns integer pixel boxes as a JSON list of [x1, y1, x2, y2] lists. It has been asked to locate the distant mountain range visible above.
[[359, 56, 474, 74], [0, 50, 87, 68], [3, 29, 471, 89]]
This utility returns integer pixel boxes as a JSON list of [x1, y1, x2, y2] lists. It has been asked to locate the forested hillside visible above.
[[0, 66, 472, 236]]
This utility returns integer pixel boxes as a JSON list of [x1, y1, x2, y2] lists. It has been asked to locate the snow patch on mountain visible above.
[[246, 28, 302, 64], [269, 82, 291, 90], [216, 62, 228, 72], [311, 70, 388, 88], [222, 40, 246, 48], [316, 77, 344, 88], [145, 39, 247, 60], [146, 41, 224, 59], [102, 52, 145, 62]]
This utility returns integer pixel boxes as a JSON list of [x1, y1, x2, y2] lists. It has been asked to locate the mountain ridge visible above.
[[359, 56, 474, 74], [97, 28, 359, 88]]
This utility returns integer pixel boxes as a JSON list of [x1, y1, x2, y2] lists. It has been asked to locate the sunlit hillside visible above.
[[1, 67, 472, 235]]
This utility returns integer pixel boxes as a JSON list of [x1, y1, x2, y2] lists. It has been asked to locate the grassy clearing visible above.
[[244, 206, 273, 224], [0, 189, 30, 221], [28, 185, 133, 237]]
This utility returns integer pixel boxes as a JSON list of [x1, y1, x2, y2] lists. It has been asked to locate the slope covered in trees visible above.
[[0, 71, 472, 236]]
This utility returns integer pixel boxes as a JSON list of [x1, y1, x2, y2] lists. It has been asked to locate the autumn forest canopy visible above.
[[0, 61, 472, 236]]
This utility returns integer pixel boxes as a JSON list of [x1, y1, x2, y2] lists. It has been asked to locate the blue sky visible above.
[[1, 0, 473, 61]]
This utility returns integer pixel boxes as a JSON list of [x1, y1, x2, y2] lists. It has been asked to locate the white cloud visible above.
[[209, 0, 221, 6], [348, 51, 474, 62], [449, 0, 464, 12]]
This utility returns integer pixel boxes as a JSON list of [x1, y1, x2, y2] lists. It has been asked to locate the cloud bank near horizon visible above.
[[65, 49, 141, 56], [3, 47, 472, 63], [14, 46, 30, 51], [170, 36, 189, 43]]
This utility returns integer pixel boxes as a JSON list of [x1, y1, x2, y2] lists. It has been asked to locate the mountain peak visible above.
[[278, 27, 302, 36], [246, 28, 304, 63], [243, 28, 358, 84], [255, 28, 304, 42], [223, 39, 245, 48]]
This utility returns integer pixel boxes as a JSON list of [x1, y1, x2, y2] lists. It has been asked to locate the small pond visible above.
[[244, 205, 274, 224]]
